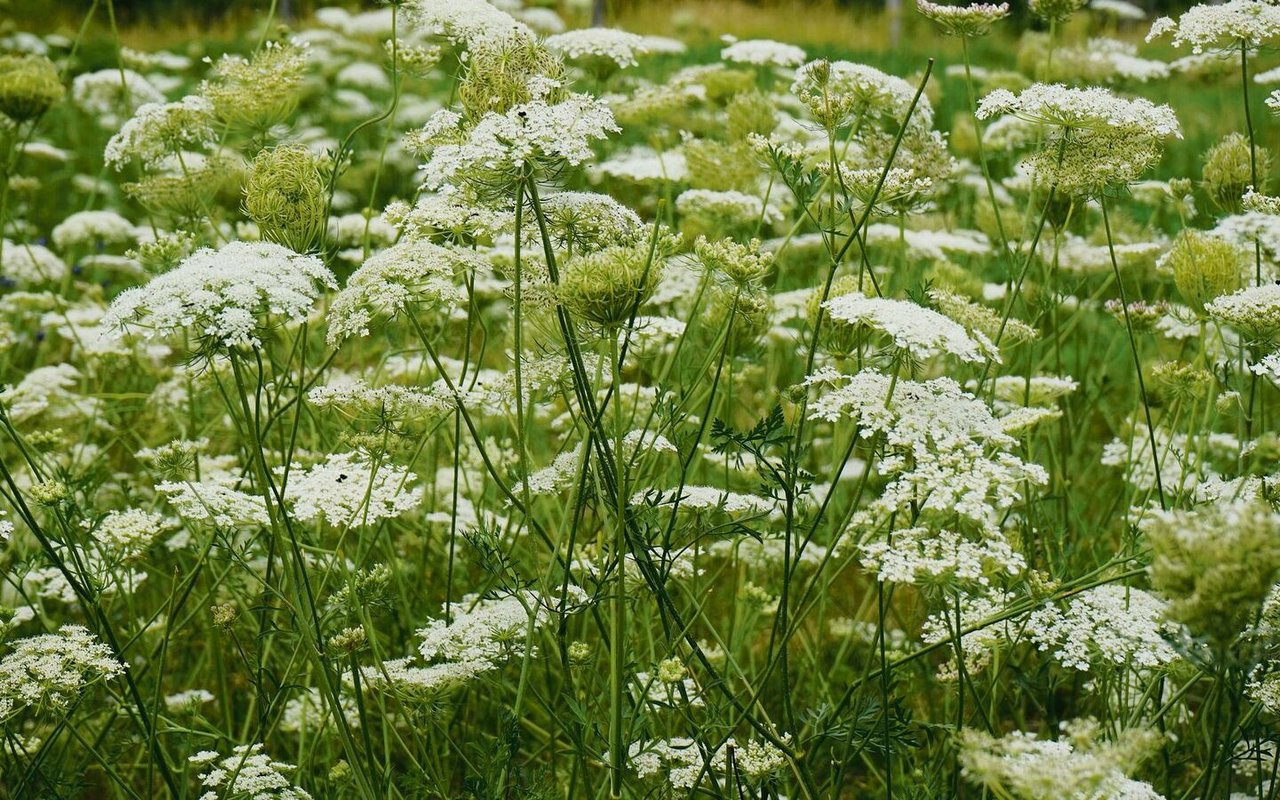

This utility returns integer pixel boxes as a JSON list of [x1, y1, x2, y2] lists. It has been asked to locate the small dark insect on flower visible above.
[[336, 473, 349, 483]]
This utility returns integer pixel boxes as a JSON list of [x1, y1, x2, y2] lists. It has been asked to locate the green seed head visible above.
[[559, 243, 663, 330], [244, 144, 328, 254], [1163, 229, 1243, 314], [0, 54, 64, 122], [1203, 132, 1271, 213]]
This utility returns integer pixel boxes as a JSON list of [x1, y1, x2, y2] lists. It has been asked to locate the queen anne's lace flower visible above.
[[1206, 283, 1280, 342], [0, 626, 124, 723], [822, 292, 999, 363], [916, 0, 1011, 37], [415, 93, 619, 191], [545, 28, 648, 70], [960, 723, 1165, 800], [326, 239, 483, 346], [285, 452, 422, 526], [1028, 585, 1180, 671], [976, 83, 1180, 139], [626, 737, 788, 791], [104, 241, 336, 349], [1147, 0, 1280, 53], [190, 744, 312, 800], [721, 39, 808, 67], [103, 95, 215, 170]]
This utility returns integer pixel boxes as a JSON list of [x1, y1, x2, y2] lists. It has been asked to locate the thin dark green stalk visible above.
[[1100, 194, 1167, 511]]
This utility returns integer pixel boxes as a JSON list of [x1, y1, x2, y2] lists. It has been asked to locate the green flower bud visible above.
[[201, 40, 308, 131], [244, 144, 328, 254], [1203, 132, 1271, 213], [0, 55, 64, 122], [1162, 229, 1243, 314], [559, 243, 663, 329]]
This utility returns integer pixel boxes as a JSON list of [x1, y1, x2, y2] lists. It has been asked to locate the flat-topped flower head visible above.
[[406, 0, 533, 47], [1206, 282, 1280, 343], [0, 625, 123, 723], [1028, 0, 1089, 23], [103, 241, 336, 350], [793, 59, 934, 132], [103, 95, 215, 171], [978, 83, 1179, 193], [326, 239, 485, 346], [1147, 0, 1280, 53], [721, 39, 808, 68], [976, 83, 1181, 139], [414, 93, 618, 194], [200, 39, 309, 131], [545, 28, 648, 74], [916, 0, 1011, 37], [822, 292, 1000, 363]]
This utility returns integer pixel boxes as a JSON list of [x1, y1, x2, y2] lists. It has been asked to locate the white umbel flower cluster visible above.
[[0, 625, 124, 723], [189, 744, 312, 800], [959, 723, 1165, 800], [1028, 585, 1180, 671], [104, 241, 337, 349], [285, 451, 422, 527], [976, 83, 1181, 139], [326, 239, 483, 346], [721, 39, 808, 68], [626, 736, 789, 791], [545, 28, 648, 70], [823, 292, 999, 363], [1147, 0, 1280, 53]]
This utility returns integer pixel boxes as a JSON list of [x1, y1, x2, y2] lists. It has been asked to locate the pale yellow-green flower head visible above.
[[1203, 132, 1272, 212], [244, 144, 328, 254], [0, 54, 64, 122], [559, 243, 664, 330], [1161, 229, 1244, 314]]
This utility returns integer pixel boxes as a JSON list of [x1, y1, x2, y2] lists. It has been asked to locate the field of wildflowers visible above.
[[2, 0, 1280, 797]]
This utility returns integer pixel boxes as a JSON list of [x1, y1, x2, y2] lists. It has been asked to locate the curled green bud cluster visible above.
[[458, 31, 566, 120], [127, 230, 197, 274], [1151, 359, 1213, 405], [0, 54, 65, 122], [559, 243, 663, 329], [695, 236, 773, 289], [1144, 500, 1280, 646], [244, 144, 328, 253], [202, 40, 308, 131], [1161, 229, 1243, 313], [1203, 133, 1272, 212], [708, 285, 772, 355]]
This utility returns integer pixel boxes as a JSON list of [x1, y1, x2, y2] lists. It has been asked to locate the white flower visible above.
[[284, 452, 422, 527], [95, 509, 167, 557], [1206, 283, 1280, 341], [916, 0, 1011, 36], [103, 241, 336, 349], [626, 737, 788, 791], [721, 39, 807, 68], [1028, 585, 1180, 671], [50, 210, 141, 251], [0, 626, 124, 723], [326, 239, 483, 346], [102, 95, 215, 170], [960, 723, 1165, 799], [157, 478, 270, 528], [861, 527, 1025, 586], [71, 69, 165, 128], [822, 292, 999, 363], [1147, 0, 1280, 53], [192, 744, 311, 800], [416, 93, 618, 191], [405, 0, 532, 46], [976, 83, 1181, 139], [545, 28, 648, 70], [2, 240, 68, 284]]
